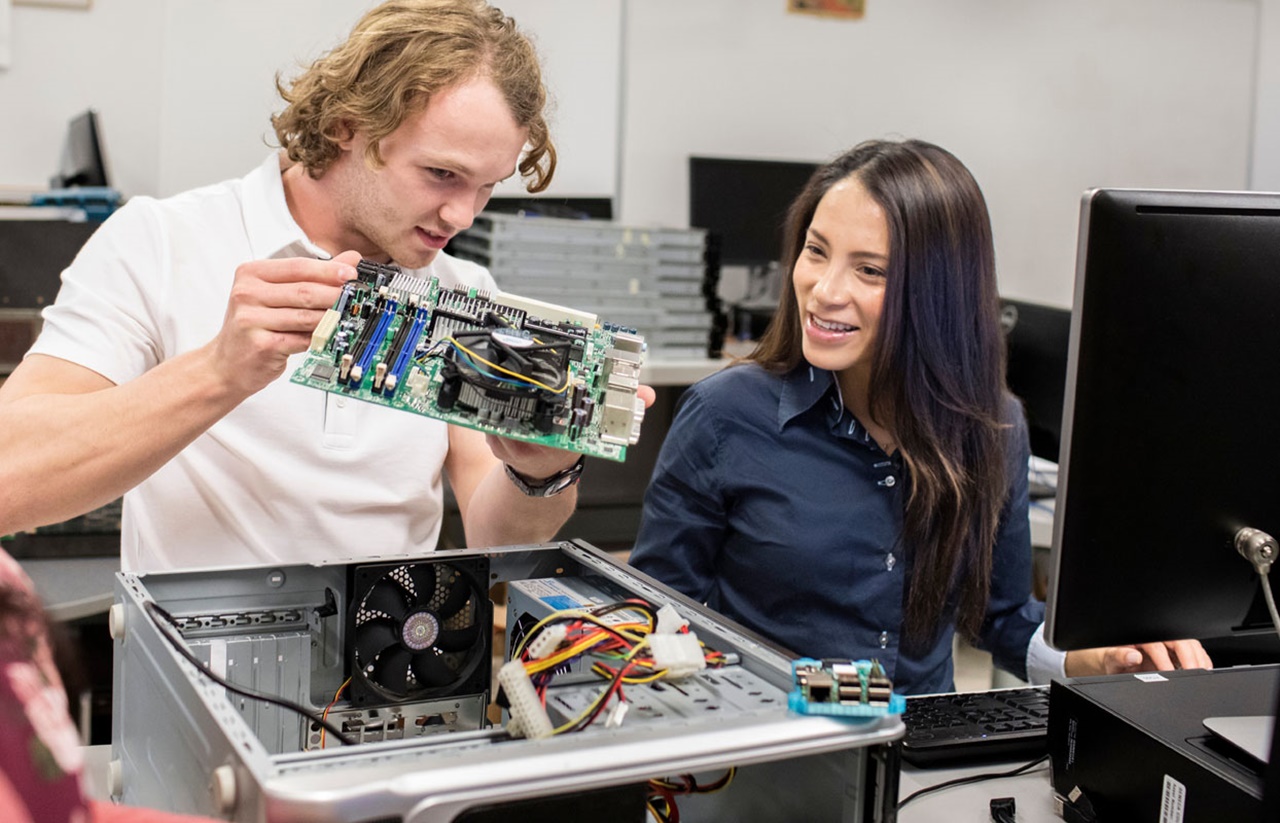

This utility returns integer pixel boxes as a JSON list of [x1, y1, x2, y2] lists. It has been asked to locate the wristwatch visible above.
[[503, 456, 585, 498]]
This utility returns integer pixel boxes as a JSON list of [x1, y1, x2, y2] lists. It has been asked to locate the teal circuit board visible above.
[[290, 260, 646, 462], [788, 658, 906, 719]]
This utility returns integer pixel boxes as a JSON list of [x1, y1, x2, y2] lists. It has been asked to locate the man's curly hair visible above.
[[272, 0, 556, 191]]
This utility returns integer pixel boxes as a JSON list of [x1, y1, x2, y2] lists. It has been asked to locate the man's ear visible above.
[[332, 120, 358, 151]]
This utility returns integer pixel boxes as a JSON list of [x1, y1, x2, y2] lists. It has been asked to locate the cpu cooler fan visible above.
[[348, 557, 491, 706], [435, 327, 574, 434]]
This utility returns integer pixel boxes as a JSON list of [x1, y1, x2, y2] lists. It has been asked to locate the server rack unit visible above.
[[449, 213, 720, 360]]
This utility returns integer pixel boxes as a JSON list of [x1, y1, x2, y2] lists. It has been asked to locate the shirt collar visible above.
[[778, 361, 879, 446], [242, 152, 332, 261], [778, 362, 838, 429]]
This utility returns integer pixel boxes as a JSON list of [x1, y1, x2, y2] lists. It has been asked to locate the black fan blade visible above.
[[435, 567, 474, 622], [372, 647, 413, 694], [410, 650, 458, 688], [363, 576, 409, 619], [435, 624, 481, 653], [405, 563, 440, 608], [354, 617, 400, 666]]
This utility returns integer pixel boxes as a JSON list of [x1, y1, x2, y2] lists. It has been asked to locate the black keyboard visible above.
[[900, 685, 1050, 767]]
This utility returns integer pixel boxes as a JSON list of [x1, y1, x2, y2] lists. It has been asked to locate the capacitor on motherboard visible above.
[[335, 283, 354, 317]]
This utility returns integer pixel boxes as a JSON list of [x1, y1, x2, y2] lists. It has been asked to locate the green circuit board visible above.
[[290, 261, 646, 462]]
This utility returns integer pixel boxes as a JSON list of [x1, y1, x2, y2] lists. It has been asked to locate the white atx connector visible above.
[[498, 660, 554, 739]]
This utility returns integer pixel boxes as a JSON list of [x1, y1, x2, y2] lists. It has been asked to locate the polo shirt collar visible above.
[[242, 152, 332, 261]]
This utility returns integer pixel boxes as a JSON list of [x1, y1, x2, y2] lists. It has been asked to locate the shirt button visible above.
[[885, 553, 896, 571], [878, 475, 896, 488], [336, 398, 347, 409], [879, 631, 889, 649]]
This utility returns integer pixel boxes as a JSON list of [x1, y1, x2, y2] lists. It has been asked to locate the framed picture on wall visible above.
[[787, 0, 865, 19]]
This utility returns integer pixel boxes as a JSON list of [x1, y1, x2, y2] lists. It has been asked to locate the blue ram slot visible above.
[[350, 301, 396, 387], [386, 307, 429, 396]]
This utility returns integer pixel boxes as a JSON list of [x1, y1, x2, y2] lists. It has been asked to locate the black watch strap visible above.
[[503, 456, 585, 498]]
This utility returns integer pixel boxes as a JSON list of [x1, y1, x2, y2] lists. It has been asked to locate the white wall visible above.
[[0, 0, 165, 197], [150, 0, 620, 197], [1253, 0, 1280, 189], [0, 0, 1266, 308], [620, 0, 1258, 307], [0, 0, 619, 198]]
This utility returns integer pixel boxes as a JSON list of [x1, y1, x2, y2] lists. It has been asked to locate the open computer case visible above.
[[109, 540, 902, 822]]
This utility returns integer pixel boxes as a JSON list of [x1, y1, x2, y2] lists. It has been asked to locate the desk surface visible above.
[[19, 555, 118, 622], [640, 355, 733, 387], [899, 758, 1057, 822]]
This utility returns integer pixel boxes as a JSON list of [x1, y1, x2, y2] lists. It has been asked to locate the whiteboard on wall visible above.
[[156, 0, 621, 198]]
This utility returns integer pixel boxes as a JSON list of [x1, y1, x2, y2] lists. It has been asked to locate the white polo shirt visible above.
[[30, 154, 497, 571]]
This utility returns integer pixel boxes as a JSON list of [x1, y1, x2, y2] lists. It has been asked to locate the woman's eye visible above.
[[804, 243, 825, 257]]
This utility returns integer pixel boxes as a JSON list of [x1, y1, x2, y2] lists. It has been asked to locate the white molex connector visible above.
[[654, 603, 689, 635], [648, 631, 706, 680], [498, 660, 554, 739], [605, 700, 629, 729], [526, 623, 568, 660]]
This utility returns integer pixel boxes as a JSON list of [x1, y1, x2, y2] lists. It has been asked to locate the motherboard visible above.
[[290, 260, 646, 461]]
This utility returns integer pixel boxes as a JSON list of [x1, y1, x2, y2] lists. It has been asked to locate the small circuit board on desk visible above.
[[290, 260, 646, 461], [789, 657, 906, 718]]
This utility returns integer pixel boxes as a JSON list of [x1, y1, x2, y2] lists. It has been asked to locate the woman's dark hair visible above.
[[750, 138, 1010, 646]]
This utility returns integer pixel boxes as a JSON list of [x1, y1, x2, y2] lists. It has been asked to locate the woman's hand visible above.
[[1064, 639, 1213, 677]]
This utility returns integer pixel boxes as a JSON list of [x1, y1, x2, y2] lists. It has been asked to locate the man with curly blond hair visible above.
[[0, 0, 611, 571]]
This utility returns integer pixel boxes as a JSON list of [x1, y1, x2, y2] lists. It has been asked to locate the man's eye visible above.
[[427, 168, 455, 181]]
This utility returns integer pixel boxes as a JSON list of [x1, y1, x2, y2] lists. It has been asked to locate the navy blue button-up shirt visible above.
[[629, 362, 1044, 695]]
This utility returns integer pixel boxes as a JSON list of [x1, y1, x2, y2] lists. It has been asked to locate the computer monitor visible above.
[[50, 109, 110, 189], [1045, 188, 1280, 651], [1000, 299, 1071, 464], [688, 156, 818, 269]]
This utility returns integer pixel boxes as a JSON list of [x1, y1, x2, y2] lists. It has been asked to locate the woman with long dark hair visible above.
[[628, 139, 1208, 693]]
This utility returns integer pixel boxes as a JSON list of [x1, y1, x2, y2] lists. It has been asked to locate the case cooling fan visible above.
[[348, 557, 491, 706]]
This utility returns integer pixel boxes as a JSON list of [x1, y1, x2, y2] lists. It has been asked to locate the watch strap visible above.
[[503, 456, 585, 498]]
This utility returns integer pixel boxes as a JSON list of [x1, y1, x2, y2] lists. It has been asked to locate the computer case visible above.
[[1049, 665, 1278, 822], [110, 540, 902, 822]]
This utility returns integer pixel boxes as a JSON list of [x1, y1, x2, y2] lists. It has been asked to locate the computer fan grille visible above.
[[348, 557, 491, 707]]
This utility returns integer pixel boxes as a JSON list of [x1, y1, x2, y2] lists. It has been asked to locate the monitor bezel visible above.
[[1045, 186, 1280, 652]]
